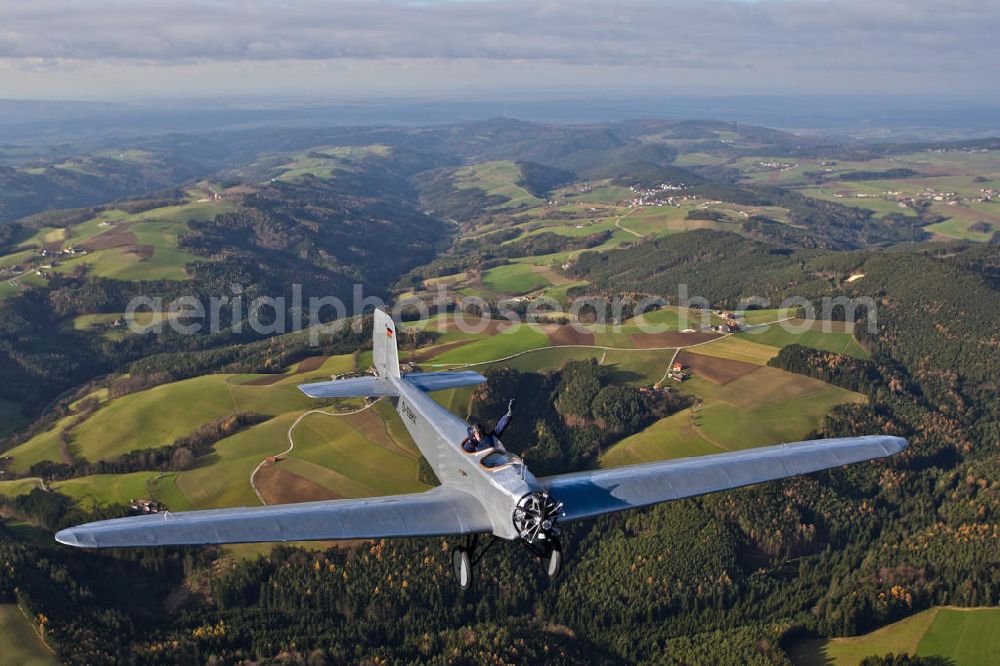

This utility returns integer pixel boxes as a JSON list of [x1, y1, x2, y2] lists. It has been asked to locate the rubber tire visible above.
[[545, 538, 563, 580], [453, 548, 473, 590]]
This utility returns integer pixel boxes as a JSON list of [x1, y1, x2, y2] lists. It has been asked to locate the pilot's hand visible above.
[[508, 399, 515, 412]]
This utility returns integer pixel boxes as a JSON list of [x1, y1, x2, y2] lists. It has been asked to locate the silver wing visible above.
[[541, 435, 907, 521], [55, 486, 492, 548], [298, 375, 397, 398]]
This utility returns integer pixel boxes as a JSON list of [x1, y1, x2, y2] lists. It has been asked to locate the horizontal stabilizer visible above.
[[55, 487, 493, 548], [404, 370, 487, 392], [298, 376, 397, 399]]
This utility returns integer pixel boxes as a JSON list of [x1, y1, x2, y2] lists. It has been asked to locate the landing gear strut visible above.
[[451, 533, 564, 588], [521, 534, 563, 581], [451, 534, 498, 590], [544, 536, 563, 580]]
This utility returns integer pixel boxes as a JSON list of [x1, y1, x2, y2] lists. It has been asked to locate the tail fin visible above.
[[298, 310, 486, 400], [296, 309, 400, 400], [372, 309, 400, 378]]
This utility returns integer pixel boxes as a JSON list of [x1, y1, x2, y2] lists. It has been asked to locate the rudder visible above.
[[372, 309, 400, 378]]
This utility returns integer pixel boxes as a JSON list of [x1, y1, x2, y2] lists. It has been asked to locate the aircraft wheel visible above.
[[453, 548, 473, 590], [544, 538, 562, 580]]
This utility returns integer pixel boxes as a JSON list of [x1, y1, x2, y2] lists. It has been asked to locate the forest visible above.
[[1, 117, 998, 664], [2, 234, 995, 664], [0, 155, 449, 418]]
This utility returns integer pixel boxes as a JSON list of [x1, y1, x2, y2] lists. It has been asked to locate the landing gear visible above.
[[512, 492, 566, 582], [519, 534, 563, 581], [452, 548, 472, 589], [543, 536, 562, 580], [450, 532, 563, 588], [451, 534, 499, 590]]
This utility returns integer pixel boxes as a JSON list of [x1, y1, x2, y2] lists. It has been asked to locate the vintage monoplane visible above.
[[57, 309, 906, 588]]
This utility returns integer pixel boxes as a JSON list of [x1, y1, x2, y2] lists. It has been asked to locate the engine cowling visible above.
[[512, 491, 564, 545]]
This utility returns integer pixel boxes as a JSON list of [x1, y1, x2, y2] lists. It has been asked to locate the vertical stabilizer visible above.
[[372, 309, 401, 378]]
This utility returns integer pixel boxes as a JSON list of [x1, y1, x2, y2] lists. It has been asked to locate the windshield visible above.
[[480, 450, 517, 469]]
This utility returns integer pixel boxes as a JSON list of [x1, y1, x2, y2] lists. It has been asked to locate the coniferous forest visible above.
[[0, 117, 998, 664]]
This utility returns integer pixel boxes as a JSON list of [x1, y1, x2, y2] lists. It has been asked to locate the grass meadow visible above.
[[787, 607, 1000, 666]]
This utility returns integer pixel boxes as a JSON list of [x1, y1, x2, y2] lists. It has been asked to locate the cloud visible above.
[[0, 0, 995, 70], [0, 0, 995, 99]]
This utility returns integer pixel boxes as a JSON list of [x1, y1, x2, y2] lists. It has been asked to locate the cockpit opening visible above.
[[480, 450, 517, 469]]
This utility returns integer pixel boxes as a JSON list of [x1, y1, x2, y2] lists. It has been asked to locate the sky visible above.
[[0, 0, 997, 102]]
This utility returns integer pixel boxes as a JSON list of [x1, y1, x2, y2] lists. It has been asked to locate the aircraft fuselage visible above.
[[391, 375, 540, 541]]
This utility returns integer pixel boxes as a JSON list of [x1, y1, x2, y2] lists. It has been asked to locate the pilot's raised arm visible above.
[[494, 399, 515, 437]]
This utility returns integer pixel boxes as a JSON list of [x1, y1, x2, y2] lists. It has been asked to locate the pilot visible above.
[[464, 399, 515, 452]]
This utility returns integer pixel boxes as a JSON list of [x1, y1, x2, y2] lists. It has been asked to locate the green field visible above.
[[401, 321, 489, 352], [453, 160, 542, 209], [0, 478, 46, 499], [430, 343, 672, 381], [924, 216, 996, 241], [53, 199, 234, 280], [0, 196, 236, 295], [688, 336, 780, 365], [69, 375, 315, 460], [601, 409, 725, 467], [602, 366, 863, 468], [3, 414, 76, 473], [283, 354, 357, 382], [695, 379, 863, 449], [499, 346, 599, 373], [428, 324, 551, 365], [68, 312, 124, 330], [692, 150, 1000, 242], [591, 308, 718, 347], [0, 247, 35, 269], [54, 471, 193, 512], [0, 604, 57, 666], [788, 607, 1000, 666], [739, 320, 869, 359], [620, 206, 744, 237], [66, 310, 187, 339], [3, 374, 321, 468], [748, 149, 1000, 244], [12, 401, 427, 516], [601, 349, 680, 385], [274, 145, 390, 181], [554, 181, 631, 204], [738, 307, 799, 325], [482, 262, 552, 295], [431, 386, 475, 418], [513, 216, 618, 241], [622, 306, 684, 330], [415, 196, 644, 303], [288, 406, 427, 497], [423, 271, 469, 287], [175, 413, 299, 508]]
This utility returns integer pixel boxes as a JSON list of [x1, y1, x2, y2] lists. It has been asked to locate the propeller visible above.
[[512, 491, 564, 544]]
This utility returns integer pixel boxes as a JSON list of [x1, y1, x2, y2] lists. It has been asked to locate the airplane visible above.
[[56, 309, 907, 589]]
